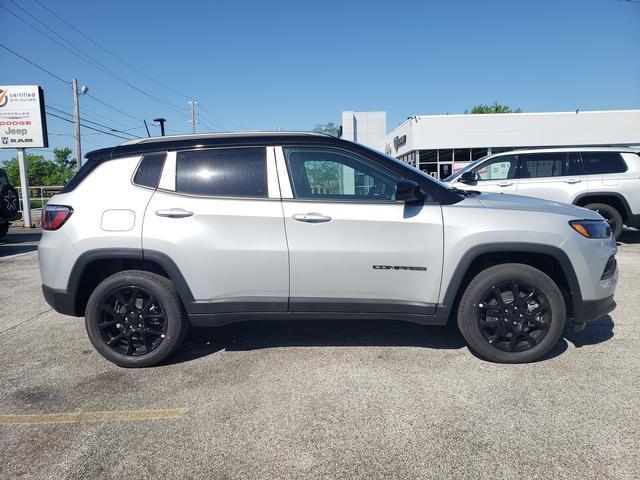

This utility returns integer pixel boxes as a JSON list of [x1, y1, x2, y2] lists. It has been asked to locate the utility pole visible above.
[[72, 78, 82, 170], [188, 100, 198, 134], [17, 148, 32, 228]]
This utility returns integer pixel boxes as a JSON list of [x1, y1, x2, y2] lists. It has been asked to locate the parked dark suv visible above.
[[0, 168, 20, 239]]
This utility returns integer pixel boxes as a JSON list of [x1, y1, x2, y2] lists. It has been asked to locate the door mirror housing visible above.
[[459, 170, 477, 184], [395, 179, 424, 202]]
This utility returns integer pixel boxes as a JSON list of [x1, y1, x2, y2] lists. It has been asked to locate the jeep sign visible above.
[[0, 85, 48, 149]]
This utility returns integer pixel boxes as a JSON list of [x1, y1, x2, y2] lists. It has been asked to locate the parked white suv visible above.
[[39, 133, 618, 367], [445, 147, 640, 238]]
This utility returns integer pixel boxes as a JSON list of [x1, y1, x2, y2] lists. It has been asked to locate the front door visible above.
[[143, 146, 289, 313], [275, 145, 444, 314], [452, 154, 519, 195]]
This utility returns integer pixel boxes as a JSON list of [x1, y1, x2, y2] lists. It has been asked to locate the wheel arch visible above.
[[438, 243, 581, 323], [573, 192, 631, 222], [67, 248, 194, 316]]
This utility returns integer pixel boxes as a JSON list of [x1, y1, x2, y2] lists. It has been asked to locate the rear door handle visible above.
[[155, 208, 193, 218], [497, 181, 514, 187], [292, 213, 332, 223], [564, 178, 582, 184]]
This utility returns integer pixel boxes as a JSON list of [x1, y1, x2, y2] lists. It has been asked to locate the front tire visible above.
[[85, 271, 188, 368], [457, 263, 566, 363]]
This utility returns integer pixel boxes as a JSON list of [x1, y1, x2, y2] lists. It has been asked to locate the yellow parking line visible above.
[[0, 408, 187, 425]]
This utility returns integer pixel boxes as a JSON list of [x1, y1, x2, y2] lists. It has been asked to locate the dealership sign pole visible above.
[[0, 85, 49, 228]]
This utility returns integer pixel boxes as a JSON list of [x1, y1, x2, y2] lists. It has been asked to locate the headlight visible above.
[[569, 220, 611, 239]]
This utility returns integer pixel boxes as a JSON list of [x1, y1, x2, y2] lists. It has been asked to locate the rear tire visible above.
[[584, 203, 623, 239], [0, 222, 8, 239], [457, 263, 566, 363], [85, 270, 188, 368]]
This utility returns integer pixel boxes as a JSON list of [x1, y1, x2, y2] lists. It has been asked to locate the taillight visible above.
[[42, 205, 73, 230]]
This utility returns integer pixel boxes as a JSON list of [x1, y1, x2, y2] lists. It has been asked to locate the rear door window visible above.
[[520, 152, 582, 178], [581, 152, 627, 175], [175, 147, 267, 197]]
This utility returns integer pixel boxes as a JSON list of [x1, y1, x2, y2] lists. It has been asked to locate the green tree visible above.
[[312, 122, 339, 136], [467, 102, 522, 114], [1, 148, 76, 187]]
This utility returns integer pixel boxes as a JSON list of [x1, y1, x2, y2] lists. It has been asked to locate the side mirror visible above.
[[459, 170, 477, 184], [395, 179, 424, 202]]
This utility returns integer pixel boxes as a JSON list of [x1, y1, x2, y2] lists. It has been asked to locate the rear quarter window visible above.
[[581, 152, 628, 175], [133, 152, 166, 188]]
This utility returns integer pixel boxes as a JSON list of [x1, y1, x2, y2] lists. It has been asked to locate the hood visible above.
[[471, 192, 601, 219]]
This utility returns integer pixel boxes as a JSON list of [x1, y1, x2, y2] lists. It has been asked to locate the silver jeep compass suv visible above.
[[39, 133, 618, 367]]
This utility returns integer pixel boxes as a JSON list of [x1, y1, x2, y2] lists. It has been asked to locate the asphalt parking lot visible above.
[[0, 227, 638, 479]]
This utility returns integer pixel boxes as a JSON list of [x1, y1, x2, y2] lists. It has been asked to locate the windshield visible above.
[[443, 155, 490, 182]]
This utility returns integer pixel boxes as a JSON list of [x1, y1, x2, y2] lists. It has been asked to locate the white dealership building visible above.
[[339, 109, 640, 179]]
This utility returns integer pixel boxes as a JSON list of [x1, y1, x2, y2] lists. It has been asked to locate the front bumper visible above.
[[573, 294, 616, 331]]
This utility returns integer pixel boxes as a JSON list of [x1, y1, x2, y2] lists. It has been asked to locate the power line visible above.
[[0, 43, 145, 126], [46, 112, 131, 140], [46, 105, 137, 137], [33, 0, 192, 102], [0, 42, 69, 86], [1, 3, 190, 118], [85, 93, 143, 122]]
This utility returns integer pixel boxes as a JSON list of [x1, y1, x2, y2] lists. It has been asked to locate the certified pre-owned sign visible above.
[[0, 85, 48, 149]]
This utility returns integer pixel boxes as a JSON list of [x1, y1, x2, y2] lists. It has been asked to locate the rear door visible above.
[[276, 145, 443, 314], [516, 152, 584, 203], [143, 146, 289, 313]]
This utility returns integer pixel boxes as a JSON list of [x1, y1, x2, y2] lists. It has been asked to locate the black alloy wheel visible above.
[[476, 281, 551, 353], [457, 263, 566, 363], [97, 286, 167, 356], [85, 270, 188, 367]]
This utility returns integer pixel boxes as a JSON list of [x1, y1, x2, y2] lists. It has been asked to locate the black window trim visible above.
[[169, 145, 270, 200]]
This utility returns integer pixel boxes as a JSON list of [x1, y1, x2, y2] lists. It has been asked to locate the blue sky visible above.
[[1, 0, 639, 163]]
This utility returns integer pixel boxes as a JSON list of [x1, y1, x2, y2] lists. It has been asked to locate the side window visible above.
[[474, 155, 518, 181], [133, 152, 166, 188], [581, 152, 628, 175], [283, 147, 401, 201], [175, 147, 267, 197], [521, 152, 582, 178]]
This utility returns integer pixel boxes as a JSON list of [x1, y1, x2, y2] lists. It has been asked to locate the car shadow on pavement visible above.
[[564, 315, 615, 348], [168, 314, 616, 365], [167, 319, 468, 365]]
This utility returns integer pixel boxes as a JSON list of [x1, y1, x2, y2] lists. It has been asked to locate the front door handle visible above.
[[564, 178, 582, 184], [292, 213, 332, 223], [497, 181, 514, 187], [155, 208, 193, 218]]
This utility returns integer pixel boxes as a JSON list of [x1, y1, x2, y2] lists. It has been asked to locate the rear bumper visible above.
[[42, 284, 80, 317]]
